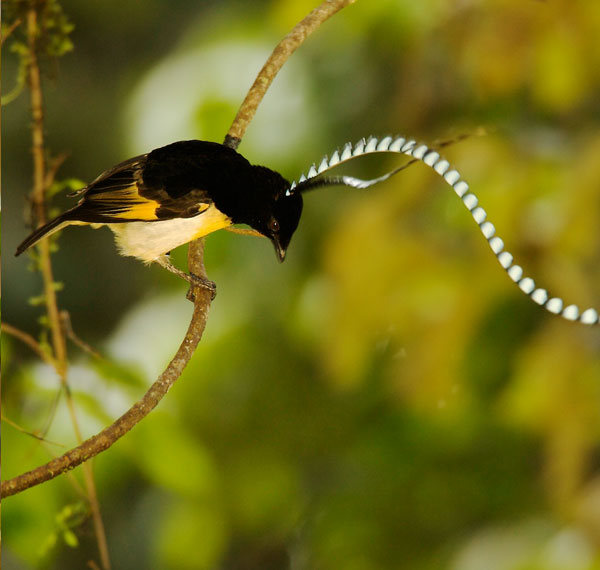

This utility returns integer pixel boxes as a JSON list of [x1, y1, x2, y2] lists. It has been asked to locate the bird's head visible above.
[[250, 166, 303, 262], [265, 190, 303, 262]]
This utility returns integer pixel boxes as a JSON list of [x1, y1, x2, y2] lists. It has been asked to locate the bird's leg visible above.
[[155, 254, 216, 301]]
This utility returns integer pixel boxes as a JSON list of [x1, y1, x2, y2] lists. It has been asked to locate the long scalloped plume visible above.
[[287, 135, 599, 326]]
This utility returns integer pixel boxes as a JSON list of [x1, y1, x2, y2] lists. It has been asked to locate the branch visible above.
[[25, 5, 69, 391], [2, 0, 356, 499], [224, 0, 356, 148], [17, 8, 111, 568], [1, 17, 22, 46], [1, 322, 57, 368], [60, 311, 103, 360], [2, 251, 213, 498]]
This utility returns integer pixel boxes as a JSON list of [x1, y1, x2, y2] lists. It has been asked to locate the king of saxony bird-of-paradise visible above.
[[16, 135, 599, 326], [16, 140, 304, 291]]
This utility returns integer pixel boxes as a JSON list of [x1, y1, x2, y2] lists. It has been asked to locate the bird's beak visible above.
[[272, 236, 287, 262]]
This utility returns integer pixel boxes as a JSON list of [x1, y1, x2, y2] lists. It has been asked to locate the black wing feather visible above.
[[16, 140, 261, 256], [69, 148, 217, 223]]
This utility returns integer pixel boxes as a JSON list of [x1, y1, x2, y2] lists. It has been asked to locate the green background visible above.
[[3, 1, 600, 568]]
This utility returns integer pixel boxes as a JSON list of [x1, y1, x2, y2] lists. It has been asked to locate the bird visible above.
[[16, 140, 304, 291], [16, 134, 598, 325]]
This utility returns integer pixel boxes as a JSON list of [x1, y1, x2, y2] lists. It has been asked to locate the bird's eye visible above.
[[269, 219, 280, 233]]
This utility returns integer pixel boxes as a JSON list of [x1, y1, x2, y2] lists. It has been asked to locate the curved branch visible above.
[[2, 244, 213, 498], [2, 0, 356, 499], [224, 0, 356, 148]]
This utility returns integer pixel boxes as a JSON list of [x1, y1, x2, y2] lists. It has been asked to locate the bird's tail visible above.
[[15, 214, 73, 256]]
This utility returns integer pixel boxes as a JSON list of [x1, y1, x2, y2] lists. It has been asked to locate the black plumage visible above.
[[16, 140, 304, 266]]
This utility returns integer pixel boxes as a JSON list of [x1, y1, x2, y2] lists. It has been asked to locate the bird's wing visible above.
[[70, 155, 212, 224], [16, 146, 221, 256]]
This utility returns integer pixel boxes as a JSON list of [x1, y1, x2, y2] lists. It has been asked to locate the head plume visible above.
[[283, 134, 599, 326], [286, 136, 425, 196]]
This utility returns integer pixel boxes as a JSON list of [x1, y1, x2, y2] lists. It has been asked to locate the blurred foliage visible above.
[[3, 0, 600, 569], [1, 0, 74, 104]]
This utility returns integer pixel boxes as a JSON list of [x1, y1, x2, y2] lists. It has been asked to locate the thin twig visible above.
[[60, 311, 103, 360], [2, 322, 57, 367], [40, 389, 62, 438], [1, 17, 22, 46], [1, 415, 66, 447], [27, 8, 69, 380], [3, 412, 89, 499], [25, 8, 111, 570], [2, 18, 26, 104], [44, 151, 70, 191]]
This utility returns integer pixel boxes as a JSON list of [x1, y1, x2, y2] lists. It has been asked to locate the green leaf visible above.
[[62, 530, 79, 548], [28, 294, 47, 307], [48, 177, 87, 198]]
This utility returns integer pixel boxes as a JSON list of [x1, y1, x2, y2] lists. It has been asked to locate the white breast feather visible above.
[[108, 206, 231, 262]]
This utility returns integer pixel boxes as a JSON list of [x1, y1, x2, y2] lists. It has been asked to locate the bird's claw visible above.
[[186, 273, 217, 302]]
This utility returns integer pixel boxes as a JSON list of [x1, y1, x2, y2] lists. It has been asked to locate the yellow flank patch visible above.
[[117, 199, 161, 220], [191, 207, 232, 239]]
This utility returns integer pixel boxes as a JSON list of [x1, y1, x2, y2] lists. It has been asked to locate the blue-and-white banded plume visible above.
[[288, 135, 599, 326]]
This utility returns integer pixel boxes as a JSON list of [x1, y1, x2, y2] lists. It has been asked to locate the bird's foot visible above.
[[156, 255, 216, 302], [186, 273, 217, 302]]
